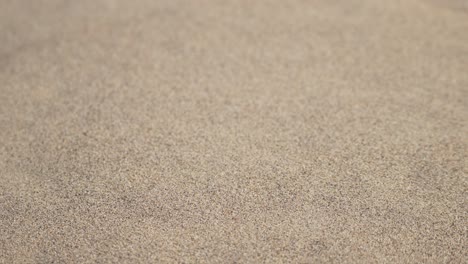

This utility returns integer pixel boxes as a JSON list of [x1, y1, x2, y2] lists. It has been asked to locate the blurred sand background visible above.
[[1, 0, 467, 262]]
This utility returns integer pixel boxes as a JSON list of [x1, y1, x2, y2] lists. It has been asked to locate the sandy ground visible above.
[[1, 0, 467, 263]]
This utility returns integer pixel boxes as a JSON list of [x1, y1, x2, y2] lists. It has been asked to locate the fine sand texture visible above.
[[1, 0, 467, 263]]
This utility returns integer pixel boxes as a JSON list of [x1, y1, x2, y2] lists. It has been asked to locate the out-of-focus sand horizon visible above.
[[1, 0, 467, 263]]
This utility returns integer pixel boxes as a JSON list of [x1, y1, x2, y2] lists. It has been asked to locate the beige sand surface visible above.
[[1, 0, 467, 263]]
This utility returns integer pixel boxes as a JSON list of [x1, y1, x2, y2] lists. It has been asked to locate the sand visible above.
[[1, 0, 467, 263]]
